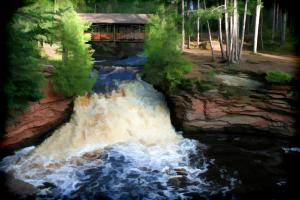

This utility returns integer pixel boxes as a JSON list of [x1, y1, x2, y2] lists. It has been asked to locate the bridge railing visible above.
[[91, 32, 145, 41]]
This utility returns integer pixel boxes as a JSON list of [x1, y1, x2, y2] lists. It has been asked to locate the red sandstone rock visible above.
[[192, 99, 204, 113], [0, 80, 73, 150], [168, 86, 297, 137]]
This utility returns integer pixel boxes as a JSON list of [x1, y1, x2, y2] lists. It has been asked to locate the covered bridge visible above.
[[78, 13, 152, 42]]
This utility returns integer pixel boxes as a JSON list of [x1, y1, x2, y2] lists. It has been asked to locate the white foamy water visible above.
[[0, 80, 213, 199]]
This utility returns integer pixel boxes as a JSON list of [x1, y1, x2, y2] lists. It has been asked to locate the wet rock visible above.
[[0, 80, 73, 151], [167, 175, 188, 187], [0, 171, 37, 199]]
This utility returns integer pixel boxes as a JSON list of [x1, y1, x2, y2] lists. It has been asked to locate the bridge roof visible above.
[[78, 13, 152, 24]]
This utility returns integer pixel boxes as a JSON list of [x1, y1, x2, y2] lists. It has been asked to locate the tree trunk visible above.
[[260, 9, 264, 50], [253, 0, 261, 54], [204, 0, 215, 61], [218, 16, 225, 59], [271, 3, 276, 42], [234, 0, 239, 62], [181, 0, 185, 51], [224, 0, 229, 59], [239, 0, 248, 59], [229, 0, 234, 62], [246, 15, 250, 34], [281, 10, 287, 45], [231, 0, 238, 62], [197, 0, 200, 46], [187, 1, 192, 49], [276, 3, 280, 33]]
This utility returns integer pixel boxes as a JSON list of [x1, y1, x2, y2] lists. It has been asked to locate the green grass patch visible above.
[[265, 70, 292, 84]]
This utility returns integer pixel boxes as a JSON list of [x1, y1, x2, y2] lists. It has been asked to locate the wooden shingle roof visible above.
[[78, 13, 152, 24]]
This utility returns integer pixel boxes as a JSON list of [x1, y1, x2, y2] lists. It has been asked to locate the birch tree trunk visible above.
[[235, 0, 239, 62], [224, 0, 229, 59], [197, 0, 200, 46], [187, 0, 192, 49], [239, 0, 248, 59], [181, 0, 185, 51], [218, 16, 225, 59], [229, 0, 234, 62], [187, 11, 190, 49], [253, 0, 261, 54], [204, 0, 215, 61], [232, 0, 238, 62]]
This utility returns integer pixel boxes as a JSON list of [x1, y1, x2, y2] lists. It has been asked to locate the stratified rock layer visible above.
[[167, 86, 297, 137], [0, 81, 73, 150]]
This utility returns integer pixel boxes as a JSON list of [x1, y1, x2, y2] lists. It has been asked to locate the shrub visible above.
[[265, 70, 292, 84], [143, 6, 192, 93]]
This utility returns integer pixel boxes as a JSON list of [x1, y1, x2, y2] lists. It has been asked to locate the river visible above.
[[0, 64, 299, 199]]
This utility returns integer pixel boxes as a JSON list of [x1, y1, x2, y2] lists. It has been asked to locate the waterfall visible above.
[[0, 80, 211, 199]]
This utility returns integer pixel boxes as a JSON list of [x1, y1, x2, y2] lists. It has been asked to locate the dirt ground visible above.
[[183, 47, 300, 80]]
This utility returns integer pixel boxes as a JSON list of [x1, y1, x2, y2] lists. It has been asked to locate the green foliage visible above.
[[5, 14, 45, 113], [207, 69, 216, 81], [52, 11, 97, 97], [178, 78, 217, 92], [5, 0, 97, 115], [193, 6, 222, 22], [265, 70, 292, 84], [143, 7, 192, 93], [79, 0, 165, 13]]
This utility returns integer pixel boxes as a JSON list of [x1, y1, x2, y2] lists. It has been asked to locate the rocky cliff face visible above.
[[0, 80, 73, 151], [167, 85, 297, 137]]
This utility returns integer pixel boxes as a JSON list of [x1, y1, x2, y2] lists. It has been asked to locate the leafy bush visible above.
[[52, 10, 97, 97], [265, 70, 292, 84], [143, 6, 192, 93]]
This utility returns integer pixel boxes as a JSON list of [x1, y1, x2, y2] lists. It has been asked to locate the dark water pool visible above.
[[184, 133, 300, 200]]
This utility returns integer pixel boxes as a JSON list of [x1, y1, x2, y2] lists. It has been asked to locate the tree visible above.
[[3, 0, 59, 114], [5, 15, 45, 113], [203, 0, 215, 61], [4, 0, 97, 115], [253, 0, 262, 53], [281, 9, 287, 45], [224, 0, 229, 58], [53, 10, 97, 97], [218, 3, 225, 59], [144, 7, 192, 92], [181, 0, 185, 51], [239, 0, 248, 59], [196, 0, 201, 46]]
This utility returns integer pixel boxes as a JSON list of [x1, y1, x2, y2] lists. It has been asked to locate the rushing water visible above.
[[0, 77, 230, 199]]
